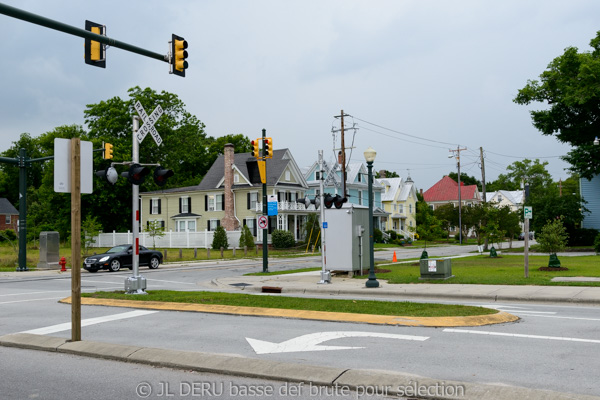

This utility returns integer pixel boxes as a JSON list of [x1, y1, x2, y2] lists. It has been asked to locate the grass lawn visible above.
[[82, 290, 497, 317], [371, 255, 600, 286]]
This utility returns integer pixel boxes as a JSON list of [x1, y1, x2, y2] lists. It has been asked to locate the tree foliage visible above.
[[448, 172, 481, 191], [536, 217, 569, 255], [513, 31, 600, 179], [212, 225, 229, 250], [145, 220, 166, 249]]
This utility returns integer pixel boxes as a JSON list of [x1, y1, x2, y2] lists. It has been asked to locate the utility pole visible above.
[[334, 110, 350, 199], [449, 147, 467, 244], [480, 147, 486, 202]]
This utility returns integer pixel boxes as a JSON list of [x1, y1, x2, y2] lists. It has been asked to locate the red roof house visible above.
[[423, 176, 481, 210]]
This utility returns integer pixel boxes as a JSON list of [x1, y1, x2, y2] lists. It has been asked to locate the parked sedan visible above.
[[83, 244, 163, 273]]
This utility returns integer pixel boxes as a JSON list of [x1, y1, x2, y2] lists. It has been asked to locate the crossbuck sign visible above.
[[134, 101, 163, 145]]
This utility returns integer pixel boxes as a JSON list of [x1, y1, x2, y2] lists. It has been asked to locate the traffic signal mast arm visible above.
[[0, 3, 170, 64]]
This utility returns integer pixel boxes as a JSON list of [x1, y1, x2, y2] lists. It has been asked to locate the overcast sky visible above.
[[1, 0, 598, 191]]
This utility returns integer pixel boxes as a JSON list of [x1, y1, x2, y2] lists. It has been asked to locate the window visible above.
[[150, 198, 161, 215], [207, 195, 215, 211], [207, 219, 220, 231], [176, 220, 196, 232], [216, 194, 223, 211], [206, 194, 223, 211], [5, 215, 11, 224], [290, 192, 296, 202], [497, 195, 503, 202], [358, 173, 362, 183], [234, 174, 240, 184], [181, 197, 189, 213], [409, 204, 412, 214], [358, 190, 363, 206], [398, 204, 404, 214], [315, 171, 321, 180], [285, 171, 291, 181], [248, 192, 258, 209], [245, 218, 256, 237]]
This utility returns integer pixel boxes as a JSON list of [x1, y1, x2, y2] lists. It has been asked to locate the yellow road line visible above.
[[61, 297, 518, 327]]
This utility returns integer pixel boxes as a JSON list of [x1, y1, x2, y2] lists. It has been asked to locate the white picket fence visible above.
[[91, 230, 251, 249]]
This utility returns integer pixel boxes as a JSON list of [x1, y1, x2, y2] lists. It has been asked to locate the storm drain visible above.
[[229, 283, 251, 287]]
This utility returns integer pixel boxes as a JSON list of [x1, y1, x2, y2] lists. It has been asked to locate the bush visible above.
[[238, 225, 255, 249], [594, 233, 600, 254], [568, 228, 599, 247], [272, 230, 295, 249], [211, 225, 229, 250], [0, 229, 17, 242], [537, 217, 569, 255], [385, 230, 397, 240], [374, 228, 383, 243]]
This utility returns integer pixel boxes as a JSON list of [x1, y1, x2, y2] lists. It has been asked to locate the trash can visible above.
[[419, 258, 453, 280]]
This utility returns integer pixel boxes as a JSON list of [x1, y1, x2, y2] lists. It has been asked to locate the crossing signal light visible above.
[[324, 194, 334, 209], [122, 163, 150, 185], [251, 139, 260, 158], [264, 137, 273, 159], [103, 143, 113, 160], [153, 166, 174, 187], [171, 34, 188, 77], [324, 194, 347, 209], [95, 166, 118, 185], [84, 20, 106, 68], [297, 196, 320, 210]]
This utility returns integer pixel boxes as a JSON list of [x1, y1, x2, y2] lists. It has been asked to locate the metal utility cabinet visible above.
[[419, 258, 453, 280], [325, 205, 371, 273]]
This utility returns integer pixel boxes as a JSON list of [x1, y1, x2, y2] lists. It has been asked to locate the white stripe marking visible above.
[[145, 278, 197, 285], [20, 310, 158, 335], [444, 329, 600, 344], [0, 290, 68, 297], [512, 313, 600, 322], [0, 297, 64, 305]]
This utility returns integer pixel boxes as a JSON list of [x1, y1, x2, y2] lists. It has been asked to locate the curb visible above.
[[60, 297, 519, 327], [1, 333, 597, 400]]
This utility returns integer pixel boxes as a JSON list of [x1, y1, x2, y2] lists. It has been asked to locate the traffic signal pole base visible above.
[[318, 270, 331, 284], [124, 276, 147, 295], [365, 278, 380, 288]]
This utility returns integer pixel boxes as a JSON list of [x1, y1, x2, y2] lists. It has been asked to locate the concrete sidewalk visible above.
[[210, 271, 600, 305]]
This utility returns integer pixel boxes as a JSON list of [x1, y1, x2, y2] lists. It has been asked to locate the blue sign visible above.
[[268, 201, 278, 216], [323, 222, 328, 229]]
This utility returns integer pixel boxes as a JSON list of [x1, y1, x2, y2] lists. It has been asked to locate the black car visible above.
[[83, 244, 163, 273]]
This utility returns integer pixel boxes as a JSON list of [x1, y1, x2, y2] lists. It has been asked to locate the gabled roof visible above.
[[377, 177, 403, 202], [423, 176, 480, 202], [0, 198, 18, 215], [483, 190, 524, 205]]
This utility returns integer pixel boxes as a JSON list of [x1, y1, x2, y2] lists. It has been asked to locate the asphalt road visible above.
[[1, 253, 599, 398]]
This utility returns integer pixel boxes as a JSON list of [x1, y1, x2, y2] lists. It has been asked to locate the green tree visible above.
[[488, 159, 553, 193], [145, 220, 166, 249], [206, 134, 252, 168], [433, 203, 458, 238], [82, 215, 102, 255], [414, 200, 443, 246], [536, 217, 569, 267], [375, 170, 399, 178], [238, 225, 255, 249], [497, 205, 521, 248], [514, 31, 600, 179], [211, 225, 229, 250]]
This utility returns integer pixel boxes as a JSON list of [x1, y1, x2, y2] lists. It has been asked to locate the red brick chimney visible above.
[[220, 143, 239, 231]]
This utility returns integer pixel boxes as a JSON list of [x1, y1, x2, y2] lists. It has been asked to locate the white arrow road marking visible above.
[[246, 331, 429, 354], [20, 310, 158, 335], [444, 329, 600, 344]]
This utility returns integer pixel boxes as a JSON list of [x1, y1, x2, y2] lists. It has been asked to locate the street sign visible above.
[[524, 206, 532, 220], [323, 222, 328, 229], [54, 138, 93, 194], [267, 194, 278, 216], [134, 101, 163, 146], [258, 215, 268, 230]]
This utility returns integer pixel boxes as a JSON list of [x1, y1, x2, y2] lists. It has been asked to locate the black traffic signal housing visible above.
[[153, 166, 174, 187], [324, 194, 347, 209], [95, 166, 118, 185], [251, 139, 260, 158], [264, 137, 273, 159], [171, 34, 188, 77], [85, 20, 106, 68], [324, 194, 334, 209], [122, 163, 150, 185], [103, 143, 113, 160]]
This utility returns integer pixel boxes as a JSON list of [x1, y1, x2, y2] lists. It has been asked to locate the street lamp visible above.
[[364, 146, 379, 288]]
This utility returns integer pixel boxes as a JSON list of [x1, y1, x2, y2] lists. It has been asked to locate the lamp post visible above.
[[364, 146, 379, 288]]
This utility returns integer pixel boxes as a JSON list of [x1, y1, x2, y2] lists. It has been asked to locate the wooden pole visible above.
[[71, 138, 81, 341]]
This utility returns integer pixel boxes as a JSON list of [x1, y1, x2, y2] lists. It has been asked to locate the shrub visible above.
[[537, 217, 569, 255], [594, 233, 600, 254], [373, 228, 383, 243], [385, 230, 397, 240], [568, 228, 599, 247], [0, 229, 17, 242], [238, 225, 255, 249], [211, 225, 229, 250], [272, 230, 295, 249]]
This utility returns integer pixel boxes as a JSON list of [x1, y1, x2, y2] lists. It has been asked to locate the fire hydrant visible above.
[[59, 256, 67, 272]]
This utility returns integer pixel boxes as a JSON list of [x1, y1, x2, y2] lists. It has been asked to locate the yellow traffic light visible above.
[[84, 20, 105, 68], [104, 143, 113, 160], [264, 137, 273, 159], [251, 139, 261, 159], [171, 34, 188, 77]]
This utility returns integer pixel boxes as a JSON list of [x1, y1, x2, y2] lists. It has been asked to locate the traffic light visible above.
[[264, 137, 273, 159], [95, 166, 118, 185], [122, 163, 150, 185], [251, 139, 260, 158], [324, 194, 334, 209], [153, 166, 174, 187], [297, 196, 320, 209], [104, 143, 113, 160], [84, 20, 106, 68], [333, 194, 347, 209], [171, 34, 188, 77]]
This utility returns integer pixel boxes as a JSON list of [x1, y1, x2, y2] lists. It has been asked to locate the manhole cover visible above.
[[229, 283, 251, 287]]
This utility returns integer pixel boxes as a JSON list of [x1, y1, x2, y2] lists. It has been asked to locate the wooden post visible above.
[[179, 248, 182, 259], [220, 247, 224, 258], [244, 246, 247, 256], [207, 248, 210, 259], [233, 247, 236, 257], [164, 249, 167, 261], [194, 248, 197, 259], [71, 138, 81, 342]]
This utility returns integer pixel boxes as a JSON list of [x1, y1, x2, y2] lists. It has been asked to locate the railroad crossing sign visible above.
[[258, 215, 268, 230], [134, 100, 163, 146]]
